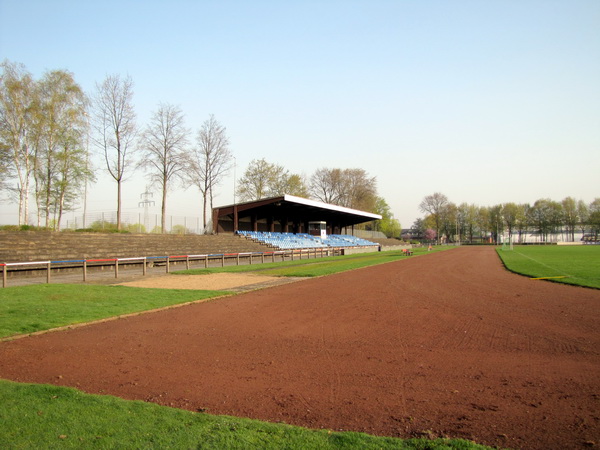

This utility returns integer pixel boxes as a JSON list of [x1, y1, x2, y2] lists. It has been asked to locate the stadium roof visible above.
[[213, 194, 382, 233]]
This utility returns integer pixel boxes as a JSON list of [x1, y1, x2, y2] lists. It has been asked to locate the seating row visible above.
[[237, 231, 378, 250]]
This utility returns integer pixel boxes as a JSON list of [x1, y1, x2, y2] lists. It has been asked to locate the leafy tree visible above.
[[457, 203, 479, 243], [476, 206, 490, 243], [488, 204, 503, 244], [237, 158, 276, 201], [419, 192, 449, 244], [439, 202, 458, 243], [0, 60, 36, 224], [577, 199, 589, 236], [406, 218, 426, 241], [501, 202, 520, 244], [589, 198, 600, 238], [561, 197, 578, 242], [186, 115, 232, 230], [34, 69, 89, 229], [422, 214, 436, 232], [271, 172, 309, 198], [548, 200, 564, 238], [236, 158, 304, 202], [528, 198, 562, 242], [92, 74, 137, 231], [373, 197, 401, 238], [514, 203, 529, 243], [139, 103, 189, 233]]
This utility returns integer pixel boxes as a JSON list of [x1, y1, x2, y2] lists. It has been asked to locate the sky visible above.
[[1, 0, 599, 230]]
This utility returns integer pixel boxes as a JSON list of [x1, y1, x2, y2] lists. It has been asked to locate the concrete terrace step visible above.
[[0, 232, 270, 263]]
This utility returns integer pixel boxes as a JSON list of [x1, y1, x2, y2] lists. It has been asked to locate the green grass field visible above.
[[0, 380, 490, 449], [0, 246, 493, 449], [177, 246, 449, 278], [496, 245, 600, 289], [0, 285, 228, 339]]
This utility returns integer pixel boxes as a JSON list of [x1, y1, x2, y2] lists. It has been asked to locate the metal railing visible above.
[[1, 247, 346, 288]]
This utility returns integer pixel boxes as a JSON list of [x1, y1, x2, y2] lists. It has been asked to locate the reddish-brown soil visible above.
[[1, 247, 598, 449]]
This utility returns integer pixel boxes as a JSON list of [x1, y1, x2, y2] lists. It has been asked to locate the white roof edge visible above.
[[283, 194, 382, 220]]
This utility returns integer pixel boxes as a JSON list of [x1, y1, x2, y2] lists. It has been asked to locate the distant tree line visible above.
[[416, 192, 600, 244], [1, 60, 401, 237]]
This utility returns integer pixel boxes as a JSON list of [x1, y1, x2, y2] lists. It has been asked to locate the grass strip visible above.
[[176, 247, 451, 278], [0, 284, 228, 339], [496, 245, 600, 289], [0, 380, 491, 449]]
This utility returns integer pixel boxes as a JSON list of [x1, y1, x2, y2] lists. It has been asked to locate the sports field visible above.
[[0, 246, 599, 449], [497, 244, 600, 289]]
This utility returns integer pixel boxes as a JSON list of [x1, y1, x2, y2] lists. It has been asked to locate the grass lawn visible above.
[[0, 380, 491, 449], [177, 246, 450, 278], [0, 284, 228, 339], [496, 245, 600, 289]]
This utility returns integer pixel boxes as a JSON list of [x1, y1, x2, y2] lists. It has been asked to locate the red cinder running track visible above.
[[1, 246, 598, 449]]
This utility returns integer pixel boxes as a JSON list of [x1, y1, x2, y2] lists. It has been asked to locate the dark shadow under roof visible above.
[[213, 194, 382, 233]]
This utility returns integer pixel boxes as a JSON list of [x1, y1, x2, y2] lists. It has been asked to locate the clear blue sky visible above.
[[1, 0, 599, 229]]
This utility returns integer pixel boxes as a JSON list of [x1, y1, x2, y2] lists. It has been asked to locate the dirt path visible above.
[[1, 247, 598, 449], [117, 272, 303, 292]]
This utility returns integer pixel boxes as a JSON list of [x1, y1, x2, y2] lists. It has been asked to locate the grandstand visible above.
[[213, 194, 382, 235], [237, 231, 379, 250]]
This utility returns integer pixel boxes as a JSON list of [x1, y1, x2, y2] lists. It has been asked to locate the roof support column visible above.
[[212, 208, 220, 234], [233, 204, 239, 233]]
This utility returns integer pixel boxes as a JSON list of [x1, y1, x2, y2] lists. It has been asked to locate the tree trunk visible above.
[[45, 163, 52, 228], [117, 178, 122, 231], [202, 190, 208, 231], [161, 177, 167, 234], [57, 191, 65, 231]]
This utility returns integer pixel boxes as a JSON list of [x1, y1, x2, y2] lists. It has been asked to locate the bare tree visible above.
[[92, 74, 136, 231], [186, 115, 232, 230], [310, 167, 344, 204], [310, 167, 377, 211], [419, 192, 449, 244], [341, 168, 377, 211], [0, 60, 36, 224], [139, 103, 189, 233]]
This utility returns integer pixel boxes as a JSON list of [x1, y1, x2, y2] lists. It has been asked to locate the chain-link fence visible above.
[[62, 211, 209, 235]]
